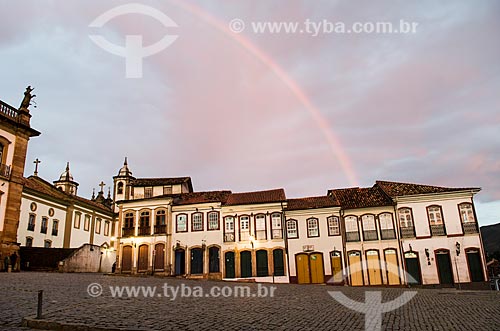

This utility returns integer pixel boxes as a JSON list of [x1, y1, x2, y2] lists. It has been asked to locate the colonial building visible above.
[[0, 88, 40, 269], [17, 163, 116, 249]]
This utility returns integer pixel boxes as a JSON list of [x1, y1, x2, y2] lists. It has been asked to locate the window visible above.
[[207, 211, 219, 230], [362, 214, 378, 241], [104, 221, 110, 236], [398, 208, 413, 228], [30, 202, 37, 211], [255, 214, 267, 240], [307, 218, 319, 237], [459, 203, 475, 223], [224, 216, 235, 242], [379, 213, 395, 239], [25, 237, 33, 247], [41, 217, 48, 234], [286, 219, 298, 239], [176, 214, 187, 232], [84, 215, 91, 231], [48, 208, 55, 217], [44, 240, 52, 248], [139, 211, 150, 235], [192, 212, 203, 231], [327, 216, 340, 236], [52, 220, 59, 236], [163, 186, 172, 195], [239, 216, 250, 241], [271, 213, 282, 239], [124, 212, 134, 228], [155, 210, 166, 234], [27, 214, 35, 231], [144, 187, 153, 198], [345, 216, 360, 242], [427, 206, 443, 225], [95, 218, 101, 234], [74, 212, 81, 229], [117, 182, 124, 194]]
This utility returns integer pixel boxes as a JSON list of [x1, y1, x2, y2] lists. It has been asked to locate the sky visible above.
[[0, 0, 499, 225]]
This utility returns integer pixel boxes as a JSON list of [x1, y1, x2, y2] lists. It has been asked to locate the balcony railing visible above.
[[0, 164, 11, 180], [346, 231, 360, 242], [430, 224, 446, 236], [463, 222, 478, 234], [154, 224, 166, 234], [400, 226, 415, 238], [272, 229, 283, 239], [138, 226, 151, 236], [40, 226, 47, 234], [380, 229, 396, 240], [122, 227, 134, 237], [363, 230, 378, 241], [27, 223, 35, 231], [0, 100, 18, 120], [224, 233, 235, 242], [52, 229, 58, 236]]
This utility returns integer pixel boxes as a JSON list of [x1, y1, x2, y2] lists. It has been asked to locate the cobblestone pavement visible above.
[[1, 272, 499, 331]]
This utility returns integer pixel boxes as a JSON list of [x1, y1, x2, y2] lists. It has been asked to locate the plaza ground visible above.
[[1, 272, 499, 331]]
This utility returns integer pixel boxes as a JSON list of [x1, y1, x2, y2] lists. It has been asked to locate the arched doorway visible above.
[[435, 249, 454, 285], [154, 243, 165, 271], [384, 249, 400, 285], [256, 250, 269, 277], [330, 251, 343, 284], [209, 246, 220, 273], [121, 246, 132, 272], [137, 244, 149, 272], [466, 248, 484, 282], [273, 249, 285, 276], [348, 251, 364, 286], [366, 250, 382, 285], [225, 251, 235, 278], [190, 248, 204, 274], [174, 248, 185, 275], [240, 251, 252, 278], [404, 251, 421, 285]]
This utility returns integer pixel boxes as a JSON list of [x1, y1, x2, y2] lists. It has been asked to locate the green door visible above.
[[273, 249, 285, 276], [256, 250, 268, 277], [240, 251, 252, 278], [225, 252, 235, 278], [436, 250, 453, 285], [404, 252, 421, 285], [466, 250, 484, 282]]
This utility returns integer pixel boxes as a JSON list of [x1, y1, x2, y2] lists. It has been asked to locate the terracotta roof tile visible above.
[[132, 177, 193, 190], [286, 195, 340, 211], [172, 191, 232, 206], [328, 186, 393, 209], [376, 180, 480, 197], [224, 189, 286, 206]]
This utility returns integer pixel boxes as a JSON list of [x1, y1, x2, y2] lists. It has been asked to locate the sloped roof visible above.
[[224, 189, 286, 206], [328, 185, 393, 209], [131, 177, 193, 191], [23, 176, 114, 215], [376, 180, 480, 197], [172, 191, 232, 206], [286, 195, 340, 211]]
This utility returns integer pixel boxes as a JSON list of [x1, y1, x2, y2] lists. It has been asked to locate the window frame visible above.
[[84, 214, 91, 231], [271, 212, 283, 239], [327, 216, 340, 236], [254, 213, 267, 240], [191, 212, 204, 231], [378, 212, 395, 240], [286, 219, 299, 239], [223, 216, 235, 242], [117, 182, 124, 194], [27, 213, 36, 231], [306, 217, 320, 238], [95, 218, 102, 234], [458, 203, 475, 223], [44, 240, 52, 248], [41, 217, 48, 234], [176, 213, 188, 233], [427, 205, 444, 225], [52, 219, 59, 236], [361, 214, 378, 241], [74, 211, 81, 229], [104, 220, 110, 236], [144, 186, 153, 198], [25, 236, 33, 247], [124, 211, 135, 228], [344, 215, 360, 242], [239, 215, 251, 241], [207, 211, 220, 231]]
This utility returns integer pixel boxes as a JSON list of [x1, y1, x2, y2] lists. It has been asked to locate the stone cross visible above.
[[33, 158, 41, 176], [99, 181, 106, 192]]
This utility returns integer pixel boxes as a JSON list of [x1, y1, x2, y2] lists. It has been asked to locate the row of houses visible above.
[[113, 159, 487, 287]]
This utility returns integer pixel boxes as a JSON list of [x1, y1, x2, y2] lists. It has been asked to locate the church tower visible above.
[[113, 157, 134, 205], [53, 162, 79, 195]]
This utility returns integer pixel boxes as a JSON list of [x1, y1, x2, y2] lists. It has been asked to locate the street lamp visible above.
[[455, 242, 461, 290]]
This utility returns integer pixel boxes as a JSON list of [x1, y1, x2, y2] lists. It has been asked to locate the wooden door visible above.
[[436, 250, 454, 285], [273, 249, 285, 276], [154, 243, 165, 271], [256, 250, 269, 277], [404, 252, 421, 285], [225, 251, 235, 278], [384, 249, 400, 285], [209, 247, 220, 273], [330, 251, 343, 283], [175, 249, 185, 275], [137, 245, 149, 272], [466, 250, 484, 282], [348, 251, 363, 286], [190, 248, 203, 274], [310, 253, 324, 284], [296, 253, 311, 284], [366, 250, 382, 285], [121, 246, 132, 272], [240, 251, 252, 278]]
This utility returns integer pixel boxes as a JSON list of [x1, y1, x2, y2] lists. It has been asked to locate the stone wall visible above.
[[58, 244, 116, 273]]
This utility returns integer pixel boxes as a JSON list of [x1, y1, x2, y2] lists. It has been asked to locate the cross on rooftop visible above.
[[33, 158, 41, 176], [99, 181, 106, 192]]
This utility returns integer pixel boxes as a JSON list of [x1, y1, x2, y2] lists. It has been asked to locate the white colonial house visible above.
[[18, 164, 116, 249]]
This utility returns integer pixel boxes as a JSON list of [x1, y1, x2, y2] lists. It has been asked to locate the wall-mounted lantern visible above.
[[455, 242, 461, 256], [425, 248, 431, 265]]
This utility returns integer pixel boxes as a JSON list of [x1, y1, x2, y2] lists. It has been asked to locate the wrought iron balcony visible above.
[[346, 231, 360, 242], [363, 230, 378, 241], [138, 226, 151, 236], [154, 224, 166, 234], [463, 222, 478, 234], [380, 229, 396, 240], [0, 164, 11, 180], [430, 224, 446, 236], [400, 226, 415, 238], [122, 227, 135, 237]]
